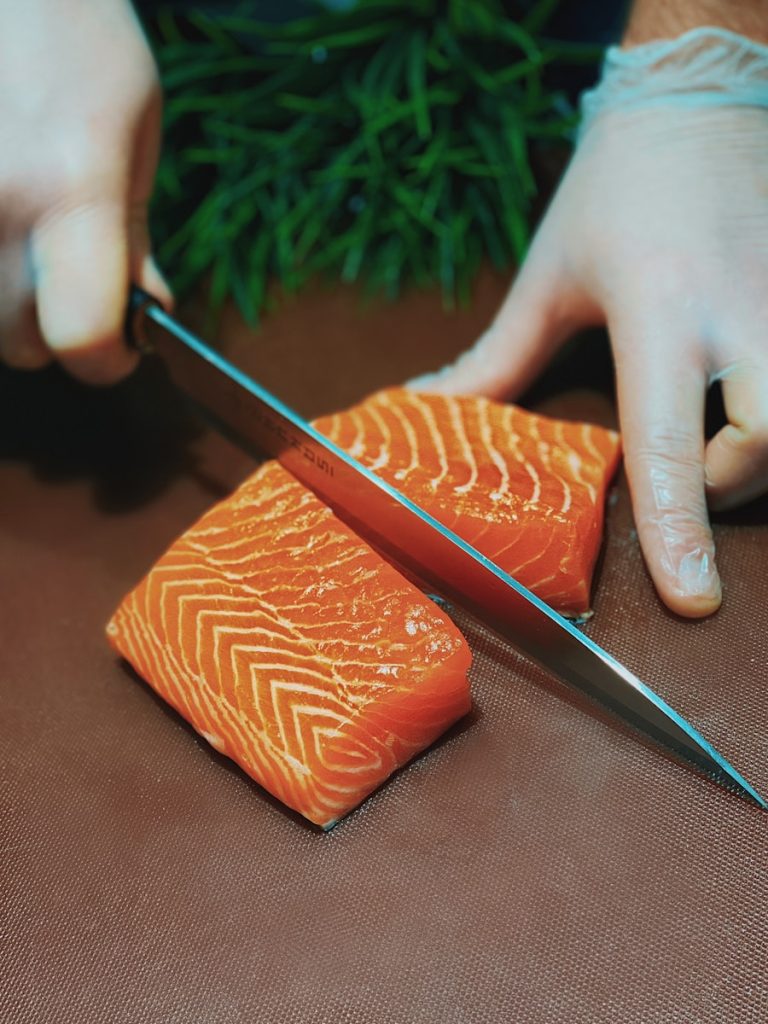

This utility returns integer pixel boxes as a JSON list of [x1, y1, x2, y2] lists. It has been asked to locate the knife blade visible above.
[[127, 285, 765, 809]]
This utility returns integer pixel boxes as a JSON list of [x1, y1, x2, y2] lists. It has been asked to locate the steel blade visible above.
[[128, 287, 766, 809]]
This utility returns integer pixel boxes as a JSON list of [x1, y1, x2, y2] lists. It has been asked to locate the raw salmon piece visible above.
[[108, 389, 619, 827], [107, 461, 472, 829], [315, 389, 621, 616]]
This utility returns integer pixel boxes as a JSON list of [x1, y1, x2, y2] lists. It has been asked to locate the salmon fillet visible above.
[[108, 460, 472, 829], [316, 389, 621, 616], [108, 390, 620, 827]]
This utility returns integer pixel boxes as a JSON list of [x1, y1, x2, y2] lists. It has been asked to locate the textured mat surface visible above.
[[2, 277, 767, 1024]]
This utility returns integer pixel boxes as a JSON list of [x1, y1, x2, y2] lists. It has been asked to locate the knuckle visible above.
[[631, 425, 702, 471], [628, 426, 705, 509], [727, 416, 768, 455]]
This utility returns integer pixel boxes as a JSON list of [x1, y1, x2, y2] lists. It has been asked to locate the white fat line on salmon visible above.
[[445, 395, 479, 495], [480, 530, 531, 563], [314, 408, 365, 458], [109, 605, 197, 722], [202, 585, 385, 688], [232, 476, 305, 512], [552, 420, 587, 511], [408, 394, 449, 489], [520, 458, 543, 507], [308, 767, 375, 803], [249, 737, 308, 806], [136, 583, 254, 757], [156, 582, 258, 727], [477, 398, 511, 500], [144, 560, 331, 642], [230, 634, 415, 692], [182, 523, 229, 542], [265, 680, 346, 758], [241, 479, 318, 515], [200, 531, 362, 570], [233, 650, 351, 697], [188, 600, 287, 683], [384, 399, 421, 482], [269, 539, 371, 571], [290, 705, 352, 773], [345, 409, 368, 458], [312, 731, 385, 777], [262, 679, 350, 719], [503, 533, 558, 578], [580, 422, 607, 470], [522, 573, 560, 595], [209, 622, 354, 668], [309, 783, 364, 813], [315, 412, 343, 445], [502, 406, 542, 506], [189, 517, 322, 556], [532, 415, 573, 516], [523, 413, 549, 507], [363, 402, 392, 470], [211, 624, 308, 661], [193, 603, 295, 634], [172, 610, 303, 801], [128, 607, 196, 722], [145, 573, 212, 719], [277, 616, 418, 649], [209, 619, 356, 705], [130, 582, 326, 807], [128, 585, 456, 823], [233, 685, 319, 802]]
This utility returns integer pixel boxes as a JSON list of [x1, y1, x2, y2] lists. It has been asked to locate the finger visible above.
[[613, 313, 721, 617], [128, 77, 173, 311], [29, 76, 165, 388], [705, 358, 768, 510], [408, 231, 597, 398], [31, 192, 138, 387]]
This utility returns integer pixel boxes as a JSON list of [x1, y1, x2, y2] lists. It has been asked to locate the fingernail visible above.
[[676, 548, 721, 599], [144, 255, 174, 310]]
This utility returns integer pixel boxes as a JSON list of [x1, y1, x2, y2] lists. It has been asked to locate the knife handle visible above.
[[125, 284, 161, 353]]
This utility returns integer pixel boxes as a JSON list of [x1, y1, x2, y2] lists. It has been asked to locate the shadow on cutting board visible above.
[[118, 658, 481, 834], [2, 319, 764, 525], [0, 358, 225, 513]]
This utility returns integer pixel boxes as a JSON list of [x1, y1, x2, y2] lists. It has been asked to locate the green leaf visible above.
[[407, 31, 431, 140], [267, 19, 404, 56], [145, 0, 599, 321]]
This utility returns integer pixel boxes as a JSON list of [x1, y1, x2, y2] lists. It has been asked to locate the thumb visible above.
[[407, 233, 595, 399]]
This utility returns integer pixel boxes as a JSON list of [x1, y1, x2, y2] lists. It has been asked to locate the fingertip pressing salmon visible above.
[[108, 391, 620, 826]]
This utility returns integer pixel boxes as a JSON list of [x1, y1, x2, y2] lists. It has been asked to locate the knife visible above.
[[126, 285, 766, 810]]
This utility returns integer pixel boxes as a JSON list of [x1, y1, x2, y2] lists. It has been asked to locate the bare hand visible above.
[[0, 0, 171, 384]]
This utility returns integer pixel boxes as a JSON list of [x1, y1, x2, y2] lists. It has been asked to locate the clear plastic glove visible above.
[[410, 38, 768, 619], [0, 0, 171, 384]]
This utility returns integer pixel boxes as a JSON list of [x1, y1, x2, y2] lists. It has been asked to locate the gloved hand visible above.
[[0, 0, 171, 385], [410, 32, 768, 618]]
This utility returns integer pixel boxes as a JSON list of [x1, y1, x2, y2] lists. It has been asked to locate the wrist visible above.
[[622, 0, 768, 47], [577, 26, 768, 140]]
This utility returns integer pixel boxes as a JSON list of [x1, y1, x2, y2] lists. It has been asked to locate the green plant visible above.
[[148, 0, 599, 321]]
